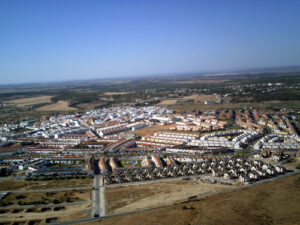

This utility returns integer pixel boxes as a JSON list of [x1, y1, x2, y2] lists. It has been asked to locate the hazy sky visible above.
[[1, 0, 300, 84]]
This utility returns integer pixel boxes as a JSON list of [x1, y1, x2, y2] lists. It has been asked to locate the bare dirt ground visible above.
[[157, 99, 178, 105], [88, 174, 300, 225], [0, 178, 93, 191], [135, 124, 176, 137], [106, 180, 233, 214], [5, 96, 53, 107], [0, 203, 91, 225], [36, 100, 77, 111]]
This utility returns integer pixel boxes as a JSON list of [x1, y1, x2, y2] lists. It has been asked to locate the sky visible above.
[[1, 0, 300, 84]]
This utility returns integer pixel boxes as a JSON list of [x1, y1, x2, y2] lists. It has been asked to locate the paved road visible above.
[[91, 175, 100, 218], [53, 170, 300, 225], [99, 182, 105, 216], [1, 186, 92, 193]]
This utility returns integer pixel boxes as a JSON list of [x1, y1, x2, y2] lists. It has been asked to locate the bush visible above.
[[51, 199, 60, 204], [0, 202, 8, 207], [182, 205, 187, 210], [15, 194, 25, 199], [46, 192, 55, 196]]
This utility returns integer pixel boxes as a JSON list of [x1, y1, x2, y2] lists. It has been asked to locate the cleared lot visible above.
[[135, 124, 176, 137], [88, 174, 300, 225], [106, 180, 233, 214]]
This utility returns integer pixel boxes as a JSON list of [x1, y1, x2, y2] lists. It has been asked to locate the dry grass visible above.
[[87, 174, 300, 225], [106, 180, 233, 214], [194, 94, 219, 103], [5, 96, 53, 107], [157, 95, 219, 106], [0, 190, 91, 206], [157, 99, 178, 105], [135, 124, 176, 137], [0, 203, 91, 224], [0, 178, 93, 191], [36, 100, 77, 111]]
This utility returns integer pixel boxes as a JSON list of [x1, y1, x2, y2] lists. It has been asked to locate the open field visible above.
[[4, 96, 53, 107], [0, 190, 91, 206], [88, 174, 300, 225], [193, 94, 219, 103], [0, 203, 91, 225], [169, 100, 300, 113], [0, 178, 93, 191], [106, 180, 233, 214], [157, 99, 178, 105], [158, 95, 219, 106], [166, 79, 229, 84], [104, 92, 134, 95], [135, 124, 176, 137], [36, 100, 77, 111]]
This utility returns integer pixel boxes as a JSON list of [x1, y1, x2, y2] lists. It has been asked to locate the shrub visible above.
[[15, 194, 25, 199]]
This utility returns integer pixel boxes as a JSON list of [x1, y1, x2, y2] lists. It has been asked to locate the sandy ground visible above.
[[5, 96, 53, 107], [36, 100, 77, 111], [0, 178, 93, 191], [135, 124, 176, 137], [87, 174, 300, 225], [106, 180, 233, 214], [0, 203, 91, 225]]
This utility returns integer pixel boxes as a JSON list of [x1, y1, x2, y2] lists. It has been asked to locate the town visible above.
[[0, 104, 299, 224]]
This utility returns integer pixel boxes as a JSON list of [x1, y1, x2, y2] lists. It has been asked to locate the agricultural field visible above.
[[157, 94, 219, 106], [36, 100, 77, 111], [169, 100, 300, 113], [165, 79, 229, 84], [89, 174, 300, 225], [0, 190, 91, 206], [0, 178, 93, 191], [105, 180, 233, 214], [0, 203, 91, 225], [4, 95, 53, 107], [104, 92, 134, 95]]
